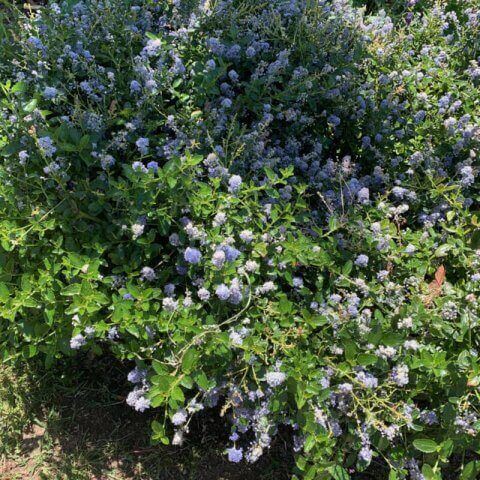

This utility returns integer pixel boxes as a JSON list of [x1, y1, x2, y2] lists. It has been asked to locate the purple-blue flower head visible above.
[[216, 284, 230, 301], [136, 137, 149, 155], [355, 254, 369, 268], [184, 247, 202, 264], [227, 446, 243, 463], [228, 175, 242, 193]]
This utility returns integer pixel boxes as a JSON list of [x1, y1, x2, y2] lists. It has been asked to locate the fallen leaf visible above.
[[434, 264, 446, 286], [109, 100, 117, 114], [423, 265, 446, 306]]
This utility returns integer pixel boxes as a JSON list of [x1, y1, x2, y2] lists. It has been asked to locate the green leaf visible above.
[[460, 461, 480, 480], [149, 394, 165, 408], [279, 297, 293, 314], [328, 465, 350, 480], [152, 360, 167, 375], [305, 465, 318, 480], [342, 261, 353, 275], [151, 420, 169, 445], [388, 470, 398, 480], [381, 332, 404, 347], [194, 371, 210, 390], [296, 455, 307, 471], [328, 215, 340, 232], [0, 282, 10, 302], [264, 167, 277, 181], [439, 438, 453, 458], [303, 435, 316, 453], [434, 244, 451, 258], [170, 386, 184, 402], [182, 348, 198, 373], [186, 154, 203, 165], [343, 339, 357, 362], [23, 98, 38, 112], [357, 353, 378, 366], [11, 81, 26, 93], [79, 134, 91, 150], [126, 325, 140, 338], [180, 375, 193, 389], [1, 238, 13, 251], [146, 32, 161, 41], [446, 210, 455, 222], [413, 438, 439, 453], [167, 176, 177, 188], [151, 420, 163, 433], [26, 344, 37, 358], [150, 375, 173, 393], [422, 464, 440, 480]]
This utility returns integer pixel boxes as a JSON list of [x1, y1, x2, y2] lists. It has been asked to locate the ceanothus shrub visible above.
[[1, 0, 480, 478]]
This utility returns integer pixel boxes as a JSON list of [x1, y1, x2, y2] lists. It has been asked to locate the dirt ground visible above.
[[0, 358, 294, 480]]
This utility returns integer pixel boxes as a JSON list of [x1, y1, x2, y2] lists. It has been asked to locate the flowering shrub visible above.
[[1, 0, 480, 478]]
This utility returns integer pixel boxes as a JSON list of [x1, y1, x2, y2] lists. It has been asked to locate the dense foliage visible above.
[[1, 0, 480, 478]]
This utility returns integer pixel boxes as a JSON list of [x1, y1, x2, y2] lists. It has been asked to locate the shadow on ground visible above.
[[3, 356, 473, 480], [0, 356, 294, 480]]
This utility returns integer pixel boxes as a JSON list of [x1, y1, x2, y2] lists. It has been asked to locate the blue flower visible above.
[[38, 136, 56, 157], [132, 161, 147, 173], [70, 333, 86, 350], [359, 446, 373, 463], [126, 388, 150, 412], [226, 446, 243, 463], [222, 245, 240, 262], [184, 247, 202, 264], [172, 409, 188, 426], [130, 80, 142, 93], [221, 98, 232, 109], [127, 367, 147, 384], [354, 254, 369, 268], [228, 175, 242, 193], [246, 46, 256, 58], [206, 59, 216, 70], [356, 370, 378, 389], [216, 284, 230, 301], [197, 288, 211, 301], [147, 161, 159, 173], [135, 137, 149, 155], [43, 87, 58, 100], [327, 114, 341, 127], [212, 249, 226, 268], [18, 150, 29, 165], [266, 371, 286, 387], [293, 276, 303, 288], [357, 187, 370, 204], [27, 36, 44, 50]]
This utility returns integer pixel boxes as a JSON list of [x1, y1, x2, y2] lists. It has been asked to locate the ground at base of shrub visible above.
[[0, 358, 295, 480]]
